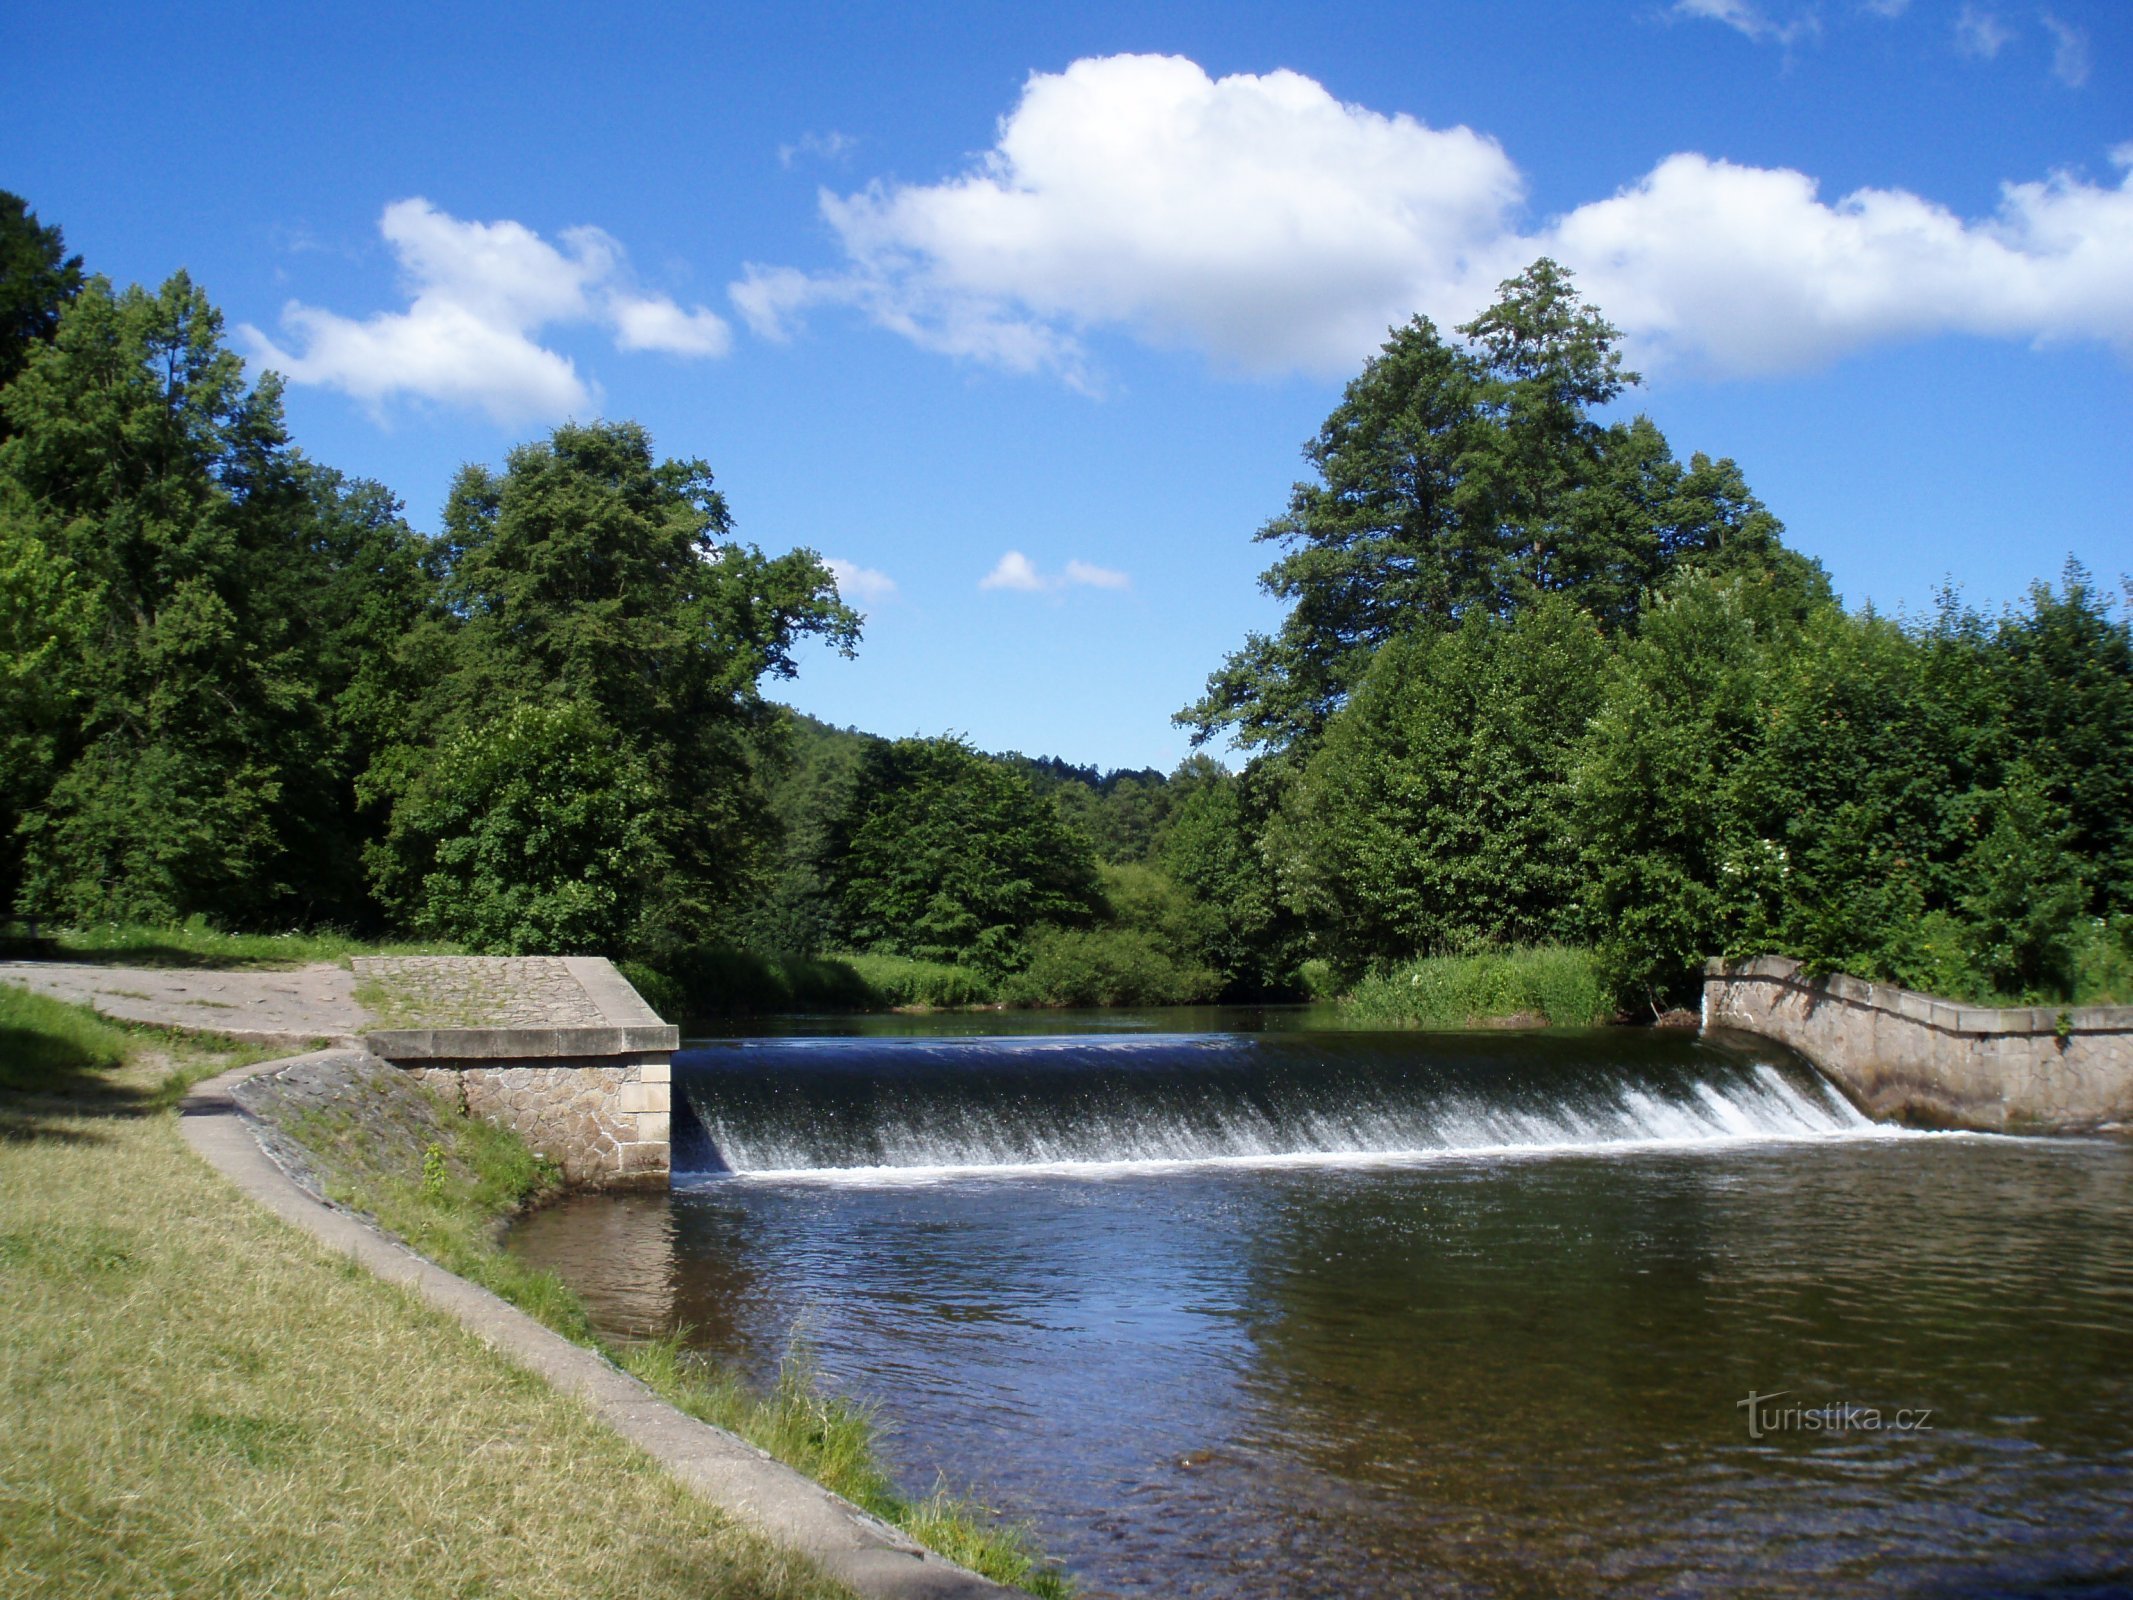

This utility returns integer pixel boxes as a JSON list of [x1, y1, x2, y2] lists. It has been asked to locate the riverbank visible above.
[[225, 1048, 1069, 1597], [0, 988, 845, 1600]]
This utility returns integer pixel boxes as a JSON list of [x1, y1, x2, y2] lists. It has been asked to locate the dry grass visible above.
[[0, 1019, 848, 1600]]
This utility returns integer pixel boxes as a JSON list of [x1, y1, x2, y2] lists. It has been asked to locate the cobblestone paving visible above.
[[350, 957, 607, 1029]]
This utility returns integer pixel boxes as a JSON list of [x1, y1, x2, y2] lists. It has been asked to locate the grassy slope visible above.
[[282, 1062, 1069, 1598], [0, 990, 844, 1600]]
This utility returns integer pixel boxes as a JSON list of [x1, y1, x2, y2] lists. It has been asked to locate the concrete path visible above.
[[181, 1052, 1017, 1600], [0, 960, 366, 1047]]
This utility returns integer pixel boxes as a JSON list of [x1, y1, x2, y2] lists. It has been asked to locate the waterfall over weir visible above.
[[674, 1028, 1884, 1180]]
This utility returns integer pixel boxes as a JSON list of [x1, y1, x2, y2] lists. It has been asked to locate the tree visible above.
[[822, 736, 1103, 971], [364, 420, 860, 950], [383, 699, 669, 954], [0, 192, 82, 408], [2, 272, 334, 923], [1180, 259, 1821, 755], [1277, 597, 1609, 974]]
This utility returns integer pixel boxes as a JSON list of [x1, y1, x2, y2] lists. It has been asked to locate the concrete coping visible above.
[[1705, 955, 2133, 1037], [356, 956, 679, 1060], [361, 1024, 680, 1060]]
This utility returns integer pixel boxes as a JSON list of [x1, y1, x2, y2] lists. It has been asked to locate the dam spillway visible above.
[[671, 1028, 1881, 1179]]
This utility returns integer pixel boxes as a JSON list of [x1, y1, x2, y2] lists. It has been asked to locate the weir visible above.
[[671, 1029, 1882, 1179]]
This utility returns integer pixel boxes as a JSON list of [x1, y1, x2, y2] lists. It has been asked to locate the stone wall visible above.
[[1703, 955, 2133, 1134], [406, 1055, 670, 1184], [356, 956, 679, 1185]]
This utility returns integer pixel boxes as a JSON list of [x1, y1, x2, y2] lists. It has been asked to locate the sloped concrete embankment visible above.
[[1704, 955, 2133, 1133]]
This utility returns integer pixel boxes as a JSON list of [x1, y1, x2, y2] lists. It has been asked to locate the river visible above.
[[507, 1010, 2133, 1597]]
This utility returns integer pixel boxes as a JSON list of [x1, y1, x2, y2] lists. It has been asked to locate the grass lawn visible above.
[[0, 989, 845, 1600]]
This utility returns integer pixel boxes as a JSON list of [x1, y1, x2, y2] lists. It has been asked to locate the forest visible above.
[[4, 191, 2130, 1018]]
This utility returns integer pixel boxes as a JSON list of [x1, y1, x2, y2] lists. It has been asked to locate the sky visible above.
[[4, 0, 2128, 773]]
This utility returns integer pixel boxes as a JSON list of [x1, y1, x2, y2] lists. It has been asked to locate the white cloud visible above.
[[2042, 13, 2091, 87], [610, 294, 732, 357], [1955, 4, 2012, 58], [779, 130, 857, 169], [1674, 0, 1823, 48], [733, 53, 2133, 384], [826, 557, 898, 604], [732, 54, 1523, 382], [1064, 559, 1130, 590], [1552, 151, 2133, 372], [980, 551, 1048, 591], [243, 199, 732, 422], [980, 550, 1130, 592]]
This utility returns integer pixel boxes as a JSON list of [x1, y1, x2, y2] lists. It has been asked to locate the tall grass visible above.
[[1345, 945, 1612, 1028]]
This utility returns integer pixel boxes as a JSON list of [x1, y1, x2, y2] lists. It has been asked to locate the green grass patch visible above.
[[0, 983, 132, 1095], [1345, 945, 1613, 1029], [0, 998, 847, 1600], [265, 1060, 1069, 1595], [2, 913, 457, 970]]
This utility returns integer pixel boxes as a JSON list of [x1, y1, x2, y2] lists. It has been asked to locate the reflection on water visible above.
[[508, 1017, 2133, 1598]]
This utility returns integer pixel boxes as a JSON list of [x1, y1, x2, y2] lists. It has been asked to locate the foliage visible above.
[[823, 734, 1104, 970], [1344, 945, 1612, 1029], [1277, 596, 1608, 974], [831, 950, 997, 1008], [363, 421, 860, 953], [1180, 258, 1824, 754], [377, 698, 671, 954], [1160, 762, 1309, 996], [0, 190, 82, 402]]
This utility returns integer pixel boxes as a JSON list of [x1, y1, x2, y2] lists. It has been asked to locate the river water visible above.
[[507, 1011, 2133, 1597]]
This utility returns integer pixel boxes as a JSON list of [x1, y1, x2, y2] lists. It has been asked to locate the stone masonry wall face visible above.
[[1705, 957, 2133, 1133], [408, 1054, 671, 1184]]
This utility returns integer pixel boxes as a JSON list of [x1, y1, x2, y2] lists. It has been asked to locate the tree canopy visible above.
[[1180, 259, 1825, 755]]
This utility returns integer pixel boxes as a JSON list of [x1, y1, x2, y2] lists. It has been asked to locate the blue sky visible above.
[[5, 0, 2127, 772]]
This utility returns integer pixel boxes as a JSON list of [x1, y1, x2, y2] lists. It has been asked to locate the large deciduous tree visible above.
[[363, 420, 860, 952], [822, 735, 1103, 971]]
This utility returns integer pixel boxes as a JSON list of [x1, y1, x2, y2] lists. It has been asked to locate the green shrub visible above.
[[1001, 926, 1217, 1008], [1345, 945, 1611, 1028], [834, 951, 996, 1008]]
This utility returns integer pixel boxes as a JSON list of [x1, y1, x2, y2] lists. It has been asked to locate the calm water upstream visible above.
[[508, 1012, 2133, 1598]]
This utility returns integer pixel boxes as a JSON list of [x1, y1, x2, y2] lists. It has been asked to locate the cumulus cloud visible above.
[[732, 53, 2133, 384], [980, 550, 1129, 592], [244, 199, 732, 422], [733, 54, 1523, 382], [1954, 4, 2012, 57], [2042, 13, 2091, 87], [826, 557, 898, 604]]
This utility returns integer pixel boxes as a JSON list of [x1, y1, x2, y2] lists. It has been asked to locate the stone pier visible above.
[[355, 956, 679, 1184]]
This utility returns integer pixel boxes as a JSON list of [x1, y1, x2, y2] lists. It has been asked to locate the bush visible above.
[[1002, 926, 1219, 1008], [834, 951, 996, 1008], [1345, 945, 1611, 1028]]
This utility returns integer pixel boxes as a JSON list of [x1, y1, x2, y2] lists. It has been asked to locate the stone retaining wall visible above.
[[1703, 955, 2133, 1134], [355, 957, 679, 1185]]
